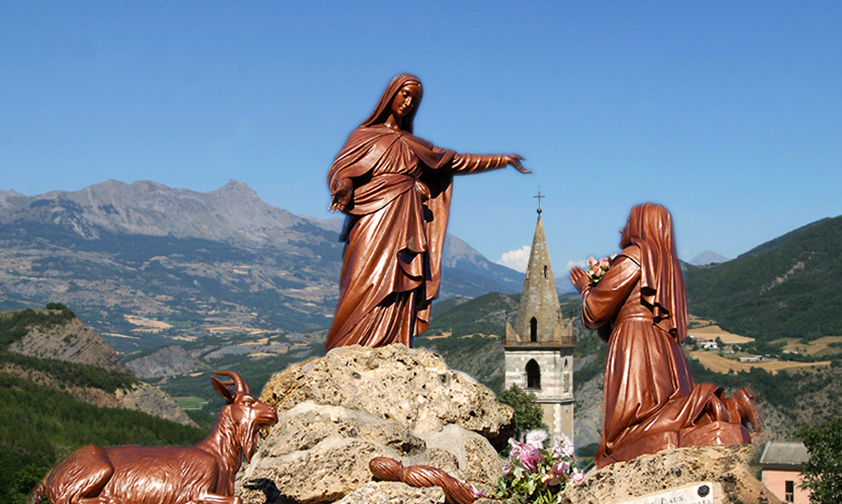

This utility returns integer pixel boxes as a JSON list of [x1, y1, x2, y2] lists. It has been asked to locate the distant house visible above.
[[699, 340, 719, 351], [759, 441, 811, 503], [688, 335, 716, 349], [737, 355, 764, 363]]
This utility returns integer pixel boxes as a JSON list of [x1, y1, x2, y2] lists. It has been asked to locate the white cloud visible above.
[[497, 245, 531, 273], [566, 259, 589, 270]]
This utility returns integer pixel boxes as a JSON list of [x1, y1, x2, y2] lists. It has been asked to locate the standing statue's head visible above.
[[622, 202, 687, 340], [360, 73, 424, 133]]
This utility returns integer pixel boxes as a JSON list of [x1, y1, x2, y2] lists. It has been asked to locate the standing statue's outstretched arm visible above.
[[450, 153, 532, 174]]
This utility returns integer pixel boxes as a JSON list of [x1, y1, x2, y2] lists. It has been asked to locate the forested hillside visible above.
[[0, 307, 205, 504], [685, 215, 842, 341]]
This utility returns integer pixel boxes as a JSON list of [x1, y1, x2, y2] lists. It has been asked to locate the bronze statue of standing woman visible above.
[[326, 73, 530, 352]]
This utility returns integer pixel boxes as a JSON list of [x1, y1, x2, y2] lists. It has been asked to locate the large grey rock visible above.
[[559, 445, 782, 504], [258, 344, 513, 444], [237, 345, 512, 504], [333, 481, 445, 504]]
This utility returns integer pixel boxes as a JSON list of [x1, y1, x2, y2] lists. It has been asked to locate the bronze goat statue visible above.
[[30, 370, 277, 504]]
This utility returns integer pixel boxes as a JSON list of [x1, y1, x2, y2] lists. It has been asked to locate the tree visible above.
[[498, 384, 547, 440], [797, 416, 842, 504]]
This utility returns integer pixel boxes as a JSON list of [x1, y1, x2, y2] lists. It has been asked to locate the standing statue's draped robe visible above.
[[326, 124, 506, 351]]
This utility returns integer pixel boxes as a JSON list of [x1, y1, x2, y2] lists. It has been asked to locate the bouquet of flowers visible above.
[[585, 254, 617, 286], [494, 430, 584, 504]]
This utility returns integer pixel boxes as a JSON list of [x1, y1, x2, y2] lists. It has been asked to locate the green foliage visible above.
[[576, 442, 599, 460], [797, 417, 842, 504], [685, 215, 842, 342], [572, 330, 606, 393], [0, 351, 138, 393], [0, 306, 77, 350], [0, 373, 205, 504], [427, 292, 518, 337], [494, 432, 581, 504], [498, 384, 547, 439], [46, 303, 74, 315]]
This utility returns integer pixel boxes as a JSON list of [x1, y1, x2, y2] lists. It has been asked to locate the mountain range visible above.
[[0, 179, 523, 353], [688, 250, 730, 266]]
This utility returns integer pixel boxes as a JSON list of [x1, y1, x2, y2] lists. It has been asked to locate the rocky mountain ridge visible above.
[[124, 344, 207, 379], [0, 179, 523, 353], [9, 315, 126, 372], [688, 249, 730, 266], [2, 307, 195, 426]]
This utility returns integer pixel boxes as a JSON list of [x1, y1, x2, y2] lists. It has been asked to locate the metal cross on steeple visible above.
[[534, 188, 545, 214]]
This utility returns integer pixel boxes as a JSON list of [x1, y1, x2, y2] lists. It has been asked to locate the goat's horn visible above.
[[211, 370, 249, 395]]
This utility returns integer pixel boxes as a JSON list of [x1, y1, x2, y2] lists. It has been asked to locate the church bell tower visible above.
[[504, 195, 576, 439]]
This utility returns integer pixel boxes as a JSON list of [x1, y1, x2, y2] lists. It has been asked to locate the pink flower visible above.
[[599, 257, 610, 270], [552, 460, 570, 477], [467, 482, 486, 499], [518, 443, 544, 471], [587, 256, 598, 267], [502, 459, 514, 477]]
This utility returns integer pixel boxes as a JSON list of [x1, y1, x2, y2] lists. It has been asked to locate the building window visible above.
[[526, 359, 541, 389], [530, 317, 538, 342], [543, 265, 548, 278], [785, 480, 794, 502]]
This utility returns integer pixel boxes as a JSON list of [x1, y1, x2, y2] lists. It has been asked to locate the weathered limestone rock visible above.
[[333, 481, 445, 504], [237, 345, 512, 504], [559, 445, 782, 504], [259, 344, 513, 444]]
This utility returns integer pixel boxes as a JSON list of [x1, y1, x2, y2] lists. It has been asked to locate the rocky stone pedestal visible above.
[[236, 344, 514, 504], [559, 444, 782, 504]]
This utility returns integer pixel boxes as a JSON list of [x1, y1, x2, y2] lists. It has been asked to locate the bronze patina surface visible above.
[[326, 73, 530, 352], [570, 203, 760, 468], [35, 370, 277, 504]]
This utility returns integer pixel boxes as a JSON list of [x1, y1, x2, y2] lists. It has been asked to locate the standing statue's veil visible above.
[[359, 73, 423, 132]]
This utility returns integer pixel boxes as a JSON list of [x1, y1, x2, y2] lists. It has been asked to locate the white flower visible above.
[[552, 433, 576, 459], [525, 429, 548, 448]]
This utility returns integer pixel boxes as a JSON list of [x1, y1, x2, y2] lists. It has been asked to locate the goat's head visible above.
[[211, 370, 278, 462]]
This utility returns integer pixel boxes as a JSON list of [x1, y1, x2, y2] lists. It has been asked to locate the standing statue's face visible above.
[[390, 83, 421, 120]]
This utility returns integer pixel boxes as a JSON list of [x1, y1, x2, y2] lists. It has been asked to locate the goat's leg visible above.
[[46, 445, 114, 504]]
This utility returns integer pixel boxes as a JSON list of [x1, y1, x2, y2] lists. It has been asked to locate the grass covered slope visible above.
[[685, 215, 842, 341]]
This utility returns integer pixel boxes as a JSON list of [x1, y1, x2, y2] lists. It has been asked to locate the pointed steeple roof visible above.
[[506, 207, 573, 347]]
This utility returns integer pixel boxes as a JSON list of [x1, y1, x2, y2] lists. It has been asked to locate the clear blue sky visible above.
[[2, 2, 841, 275]]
